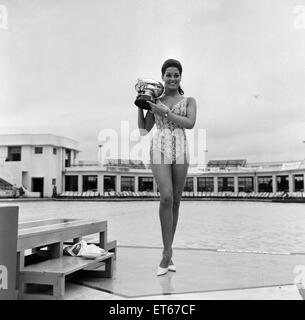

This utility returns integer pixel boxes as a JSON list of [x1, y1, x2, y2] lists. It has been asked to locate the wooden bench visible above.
[[18, 252, 114, 300], [17, 218, 116, 300]]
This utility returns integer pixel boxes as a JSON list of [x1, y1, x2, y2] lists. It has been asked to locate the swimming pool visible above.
[[6, 200, 305, 254]]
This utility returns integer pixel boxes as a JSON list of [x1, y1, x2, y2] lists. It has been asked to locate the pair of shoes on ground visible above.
[[157, 263, 176, 276]]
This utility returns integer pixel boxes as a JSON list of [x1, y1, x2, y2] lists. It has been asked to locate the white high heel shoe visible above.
[[157, 266, 169, 276], [168, 264, 176, 272]]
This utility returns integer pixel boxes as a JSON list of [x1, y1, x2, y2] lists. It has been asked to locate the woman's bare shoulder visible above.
[[186, 96, 196, 103]]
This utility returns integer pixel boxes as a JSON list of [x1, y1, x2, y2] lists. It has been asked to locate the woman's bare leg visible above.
[[151, 150, 174, 268], [170, 153, 189, 264]]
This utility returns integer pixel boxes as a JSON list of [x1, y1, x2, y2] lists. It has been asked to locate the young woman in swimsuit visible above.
[[137, 59, 197, 276]]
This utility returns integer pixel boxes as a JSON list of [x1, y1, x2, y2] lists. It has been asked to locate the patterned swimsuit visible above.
[[150, 97, 189, 164]]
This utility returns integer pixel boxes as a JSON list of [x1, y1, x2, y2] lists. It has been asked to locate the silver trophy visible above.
[[134, 78, 164, 110]]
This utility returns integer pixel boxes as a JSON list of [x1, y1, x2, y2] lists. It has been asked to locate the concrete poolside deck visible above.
[[64, 246, 305, 300]]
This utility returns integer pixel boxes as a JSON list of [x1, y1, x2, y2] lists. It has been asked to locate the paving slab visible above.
[[71, 246, 305, 299]]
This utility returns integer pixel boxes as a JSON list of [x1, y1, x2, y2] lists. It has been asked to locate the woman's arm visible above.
[[147, 97, 197, 129], [138, 108, 155, 136]]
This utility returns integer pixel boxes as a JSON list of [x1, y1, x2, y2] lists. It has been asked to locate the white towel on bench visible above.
[[65, 240, 107, 259]]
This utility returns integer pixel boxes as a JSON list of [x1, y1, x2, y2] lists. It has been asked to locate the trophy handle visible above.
[[135, 94, 152, 110]]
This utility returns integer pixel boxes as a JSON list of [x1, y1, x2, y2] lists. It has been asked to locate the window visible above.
[[7, 146, 21, 161], [294, 175, 304, 192], [197, 177, 214, 192], [65, 149, 71, 167], [276, 175, 289, 192], [53, 148, 57, 155], [121, 176, 135, 192], [184, 177, 194, 192], [52, 179, 56, 186], [83, 175, 98, 192], [104, 175, 116, 192], [65, 175, 78, 192], [35, 147, 43, 154], [238, 177, 254, 193], [218, 177, 234, 192], [258, 176, 273, 192], [138, 177, 153, 191]]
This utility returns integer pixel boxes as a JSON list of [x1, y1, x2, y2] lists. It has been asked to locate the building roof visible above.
[[0, 134, 79, 151], [207, 159, 247, 168]]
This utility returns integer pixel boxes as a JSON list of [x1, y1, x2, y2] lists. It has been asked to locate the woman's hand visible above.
[[147, 101, 170, 116]]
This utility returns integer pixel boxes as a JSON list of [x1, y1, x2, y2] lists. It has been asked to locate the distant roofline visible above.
[[0, 133, 79, 151]]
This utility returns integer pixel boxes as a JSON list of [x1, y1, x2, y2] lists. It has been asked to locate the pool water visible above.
[[6, 200, 305, 254]]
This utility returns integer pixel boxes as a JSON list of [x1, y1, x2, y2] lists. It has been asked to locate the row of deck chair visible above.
[[102, 191, 160, 198], [58, 191, 305, 199], [59, 191, 100, 198]]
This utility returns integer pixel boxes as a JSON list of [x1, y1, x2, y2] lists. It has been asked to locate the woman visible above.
[[138, 59, 197, 276]]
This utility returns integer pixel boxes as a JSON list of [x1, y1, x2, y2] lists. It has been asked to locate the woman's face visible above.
[[162, 66, 181, 91]]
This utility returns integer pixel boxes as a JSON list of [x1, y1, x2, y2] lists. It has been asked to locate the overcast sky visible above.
[[1, 0, 305, 164]]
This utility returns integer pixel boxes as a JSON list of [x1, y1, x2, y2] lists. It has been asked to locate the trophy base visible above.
[[135, 95, 153, 110]]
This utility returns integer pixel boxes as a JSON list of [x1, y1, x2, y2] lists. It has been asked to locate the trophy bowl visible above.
[[134, 78, 164, 110]]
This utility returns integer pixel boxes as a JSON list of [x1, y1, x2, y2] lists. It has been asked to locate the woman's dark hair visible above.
[[161, 58, 184, 95]]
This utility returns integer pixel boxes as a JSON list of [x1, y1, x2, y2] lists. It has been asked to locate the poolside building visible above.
[[1, 133, 305, 197], [64, 158, 305, 195], [0, 134, 79, 197]]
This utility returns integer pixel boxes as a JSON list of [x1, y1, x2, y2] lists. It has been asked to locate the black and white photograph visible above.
[[1, 0, 305, 307]]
